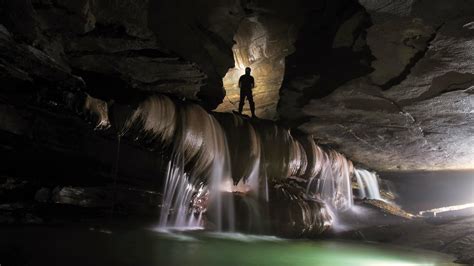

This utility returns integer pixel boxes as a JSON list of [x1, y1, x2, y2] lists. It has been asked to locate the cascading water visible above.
[[355, 169, 382, 200], [122, 96, 236, 231], [158, 161, 203, 230], [98, 94, 385, 235], [205, 114, 236, 232], [305, 145, 354, 211], [214, 113, 267, 200]]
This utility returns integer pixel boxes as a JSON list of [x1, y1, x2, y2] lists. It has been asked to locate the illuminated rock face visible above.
[[217, 16, 296, 119], [278, 0, 474, 171]]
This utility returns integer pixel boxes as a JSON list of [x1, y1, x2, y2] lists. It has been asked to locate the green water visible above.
[[0, 226, 454, 266], [150, 231, 453, 266]]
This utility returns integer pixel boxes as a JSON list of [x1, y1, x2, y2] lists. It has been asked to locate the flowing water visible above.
[[355, 169, 382, 200], [114, 95, 385, 234]]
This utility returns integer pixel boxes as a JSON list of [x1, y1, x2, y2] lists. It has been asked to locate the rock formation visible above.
[[278, 0, 474, 171], [217, 4, 301, 119]]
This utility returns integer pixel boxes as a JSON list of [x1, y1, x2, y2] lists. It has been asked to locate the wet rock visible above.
[[82, 94, 111, 130], [231, 193, 270, 234], [361, 199, 414, 219], [269, 180, 333, 237]]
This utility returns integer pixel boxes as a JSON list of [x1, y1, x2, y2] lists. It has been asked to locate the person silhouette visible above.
[[238, 67, 256, 118]]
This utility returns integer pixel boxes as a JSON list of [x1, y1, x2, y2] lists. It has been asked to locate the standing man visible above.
[[238, 67, 256, 118]]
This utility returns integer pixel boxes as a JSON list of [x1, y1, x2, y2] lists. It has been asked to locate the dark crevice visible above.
[[67, 49, 179, 61], [278, 115, 312, 129], [400, 75, 474, 105], [371, 2, 396, 13], [289, 1, 374, 101], [32, 0, 76, 16], [79, 24, 144, 41], [276, 1, 375, 125], [71, 69, 140, 104], [112, 49, 176, 59], [380, 23, 445, 90], [140, 79, 196, 86], [195, 22, 234, 56], [70, 69, 204, 105]]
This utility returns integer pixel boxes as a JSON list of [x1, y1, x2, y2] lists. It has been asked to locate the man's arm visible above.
[[251, 77, 255, 89], [238, 76, 242, 89]]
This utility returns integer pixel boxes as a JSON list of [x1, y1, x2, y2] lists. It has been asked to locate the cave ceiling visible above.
[[279, 0, 474, 171]]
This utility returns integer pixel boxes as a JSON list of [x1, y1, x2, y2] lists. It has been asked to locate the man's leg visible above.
[[248, 92, 256, 117], [238, 92, 245, 114]]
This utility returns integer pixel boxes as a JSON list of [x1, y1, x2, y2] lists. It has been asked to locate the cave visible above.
[[0, 0, 473, 265]]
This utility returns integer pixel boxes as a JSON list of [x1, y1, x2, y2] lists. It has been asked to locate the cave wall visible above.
[[0, 0, 246, 108], [218, 0, 367, 120], [217, 7, 301, 119], [278, 0, 474, 171]]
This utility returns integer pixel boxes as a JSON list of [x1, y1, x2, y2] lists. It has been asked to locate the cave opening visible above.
[[217, 14, 298, 119]]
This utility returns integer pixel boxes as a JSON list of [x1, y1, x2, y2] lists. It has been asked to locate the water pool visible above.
[[0, 225, 455, 266]]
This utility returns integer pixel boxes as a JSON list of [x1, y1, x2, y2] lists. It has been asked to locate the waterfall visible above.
[[158, 161, 203, 230], [306, 147, 354, 211], [100, 94, 383, 233], [205, 113, 235, 232], [354, 169, 382, 200], [122, 97, 236, 231]]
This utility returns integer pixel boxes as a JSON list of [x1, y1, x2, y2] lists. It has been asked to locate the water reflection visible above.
[[0, 225, 455, 266]]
